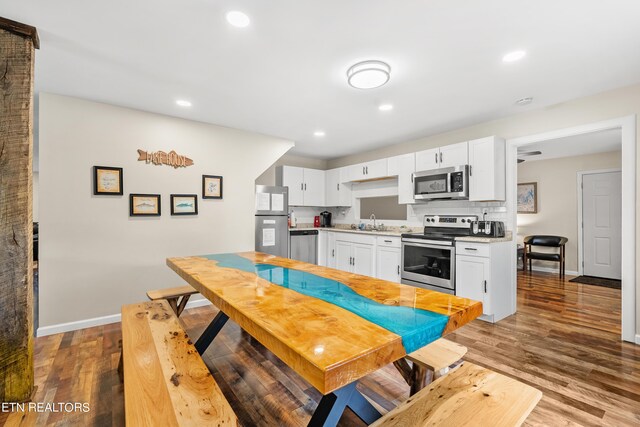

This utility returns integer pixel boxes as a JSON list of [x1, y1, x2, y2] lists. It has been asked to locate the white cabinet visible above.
[[468, 136, 506, 201], [415, 142, 468, 171], [376, 236, 401, 283], [327, 232, 376, 276], [455, 241, 513, 323], [388, 153, 415, 204], [348, 158, 388, 181], [276, 166, 326, 206], [325, 168, 352, 207]]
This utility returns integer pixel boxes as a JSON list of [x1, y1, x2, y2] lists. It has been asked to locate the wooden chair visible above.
[[523, 235, 568, 278], [372, 362, 542, 427], [394, 338, 468, 396], [121, 300, 237, 426], [146, 285, 197, 317]]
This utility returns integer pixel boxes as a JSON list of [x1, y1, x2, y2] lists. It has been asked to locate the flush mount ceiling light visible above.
[[176, 99, 192, 107], [503, 50, 526, 63], [515, 97, 533, 106], [347, 60, 391, 89], [313, 131, 325, 137], [378, 103, 394, 111], [226, 11, 250, 28]]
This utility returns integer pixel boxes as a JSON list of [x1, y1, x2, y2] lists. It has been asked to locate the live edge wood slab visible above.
[[167, 251, 482, 395]]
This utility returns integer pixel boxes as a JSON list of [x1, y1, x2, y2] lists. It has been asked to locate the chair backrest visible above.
[[523, 235, 567, 247]]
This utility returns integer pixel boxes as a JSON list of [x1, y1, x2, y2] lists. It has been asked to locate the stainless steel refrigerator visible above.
[[255, 185, 289, 258]]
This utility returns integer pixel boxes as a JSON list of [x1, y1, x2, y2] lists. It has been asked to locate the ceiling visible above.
[[518, 128, 622, 162], [4, 0, 640, 160]]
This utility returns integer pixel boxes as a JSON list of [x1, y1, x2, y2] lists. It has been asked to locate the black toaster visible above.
[[470, 221, 505, 238]]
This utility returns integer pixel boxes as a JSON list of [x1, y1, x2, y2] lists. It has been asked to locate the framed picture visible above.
[[93, 166, 123, 195], [517, 182, 538, 214], [202, 175, 223, 199], [171, 194, 198, 215], [129, 194, 161, 216]]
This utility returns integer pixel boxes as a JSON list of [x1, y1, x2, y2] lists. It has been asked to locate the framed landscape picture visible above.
[[202, 175, 223, 199], [517, 182, 538, 214], [129, 194, 161, 216], [170, 194, 198, 215], [93, 166, 123, 195]]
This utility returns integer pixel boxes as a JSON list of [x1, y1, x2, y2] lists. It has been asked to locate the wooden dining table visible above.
[[167, 251, 482, 427]]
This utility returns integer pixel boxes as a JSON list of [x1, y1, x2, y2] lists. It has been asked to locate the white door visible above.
[[352, 243, 375, 276], [582, 171, 622, 279], [415, 148, 440, 171], [438, 141, 468, 168], [303, 168, 325, 206], [325, 168, 340, 206], [377, 247, 401, 283], [388, 153, 416, 204], [335, 240, 353, 272], [455, 255, 489, 313], [283, 166, 304, 206]]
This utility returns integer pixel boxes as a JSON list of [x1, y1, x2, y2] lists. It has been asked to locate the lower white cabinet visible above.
[[334, 237, 375, 277], [455, 241, 513, 323], [377, 246, 401, 283]]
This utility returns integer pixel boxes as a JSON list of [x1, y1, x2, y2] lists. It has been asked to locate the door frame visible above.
[[577, 168, 622, 277], [507, 115, 636, 343]]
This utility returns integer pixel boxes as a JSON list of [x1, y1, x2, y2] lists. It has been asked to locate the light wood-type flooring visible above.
[[1, 270, 639, 426]]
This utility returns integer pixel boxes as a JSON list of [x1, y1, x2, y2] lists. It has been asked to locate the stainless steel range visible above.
[[401, 215, 477, 294]]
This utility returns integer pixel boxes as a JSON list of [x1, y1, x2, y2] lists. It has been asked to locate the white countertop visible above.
[[289, 227, 513, 243], [455, 231, 513, 243]]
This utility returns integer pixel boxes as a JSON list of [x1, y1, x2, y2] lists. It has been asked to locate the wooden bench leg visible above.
[[410, 364, 429, 396], [176, 294, 191, 316], [117, 350, 124, 383]]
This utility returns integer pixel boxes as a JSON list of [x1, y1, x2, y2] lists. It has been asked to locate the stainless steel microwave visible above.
[[412, 165, 469, 200]]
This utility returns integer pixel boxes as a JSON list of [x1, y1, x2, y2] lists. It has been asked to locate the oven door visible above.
[[413, 165, 469, 200], [401, 239, 455, 291]]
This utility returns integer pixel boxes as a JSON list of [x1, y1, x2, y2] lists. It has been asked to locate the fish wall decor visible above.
[[137, 149, 194, 168]]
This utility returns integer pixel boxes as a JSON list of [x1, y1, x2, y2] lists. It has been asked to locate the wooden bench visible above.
[[121, 300, 237, 426], [146, 285, 198, 317], [372, 362, 542, 427], [394, 338, 468, 395]]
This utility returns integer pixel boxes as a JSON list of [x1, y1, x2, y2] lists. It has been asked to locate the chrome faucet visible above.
[[370, 214, 377, 230]]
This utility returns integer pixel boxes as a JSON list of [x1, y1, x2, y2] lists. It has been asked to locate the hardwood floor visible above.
[[2, 270, 639, 426]]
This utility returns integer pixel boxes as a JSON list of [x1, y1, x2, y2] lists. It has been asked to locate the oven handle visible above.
[[402, 239, 454, 248]]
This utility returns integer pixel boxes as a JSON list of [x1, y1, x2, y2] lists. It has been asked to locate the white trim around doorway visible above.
[[507, 115, 636, 344], [576, 168, 622, 277]]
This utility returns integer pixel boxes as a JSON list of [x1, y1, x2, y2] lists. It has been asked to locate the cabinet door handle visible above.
[[440, 152, 443, 163], [362, 166, 365, 175], [384, 240, 392, 243], [332, 249, 335, 257], [305, 183, 307, 190], [465, 247, 478, 251], [411, 174, 414, 183], [301, 183, 304, 190], [397, 265, 400, 274], [435, 152, 438, 164], [470, 165, 473, 176], [484, 280, 487, 293], [366, 166, 369, 174], [337, 183, 339, 191]]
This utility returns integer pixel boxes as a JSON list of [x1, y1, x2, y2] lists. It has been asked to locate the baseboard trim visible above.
[[36, 298, 213, 337], [521, 265, 579, 276]]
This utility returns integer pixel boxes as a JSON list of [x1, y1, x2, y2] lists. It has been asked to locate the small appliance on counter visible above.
[[320, 210, 332, 228], [470, 220, 505, 237], [314, 216, 320, 227]]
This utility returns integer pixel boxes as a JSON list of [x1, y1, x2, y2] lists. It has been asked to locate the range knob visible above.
[[461, 219, 466, 223]]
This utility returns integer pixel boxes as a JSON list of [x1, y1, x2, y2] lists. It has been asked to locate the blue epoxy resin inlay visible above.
[[204, 253, 449, 353]]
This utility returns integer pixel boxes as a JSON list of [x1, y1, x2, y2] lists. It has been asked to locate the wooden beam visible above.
[[0, 22, 36, 402], [0, 17, 39, 49]]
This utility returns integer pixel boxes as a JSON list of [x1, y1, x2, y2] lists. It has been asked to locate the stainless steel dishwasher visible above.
[[289, 229, 318, 264]]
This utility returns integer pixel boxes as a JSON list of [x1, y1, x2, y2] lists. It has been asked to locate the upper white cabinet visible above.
[[325, 167, 352, 207], [388, 153, 415, 204], [348, 158, 388, 181], [415, 142, 468, 171], [276, 166, 325, 206], [468, 136, 505, 201]]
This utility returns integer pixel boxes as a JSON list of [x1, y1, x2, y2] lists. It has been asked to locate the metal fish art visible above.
[[137, 149, 194, 168]]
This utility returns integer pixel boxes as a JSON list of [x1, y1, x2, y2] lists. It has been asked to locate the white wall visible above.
[[38, 93, 293, 331], [517, 151, 622, 273]]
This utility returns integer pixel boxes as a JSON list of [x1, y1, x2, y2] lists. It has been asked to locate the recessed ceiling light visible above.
[[226, 11, 250, 28], [314, 131, 325, 137], [176, 99, 192, 107], [515, 97, 533, 106], [503, 50, 526, 63], [378, 104, 394, 111], [347, 60, 391, 89]]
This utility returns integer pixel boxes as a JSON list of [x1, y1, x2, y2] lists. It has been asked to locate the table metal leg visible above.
[[307, 382, 382, 427], [194, 311, 229, 355]]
